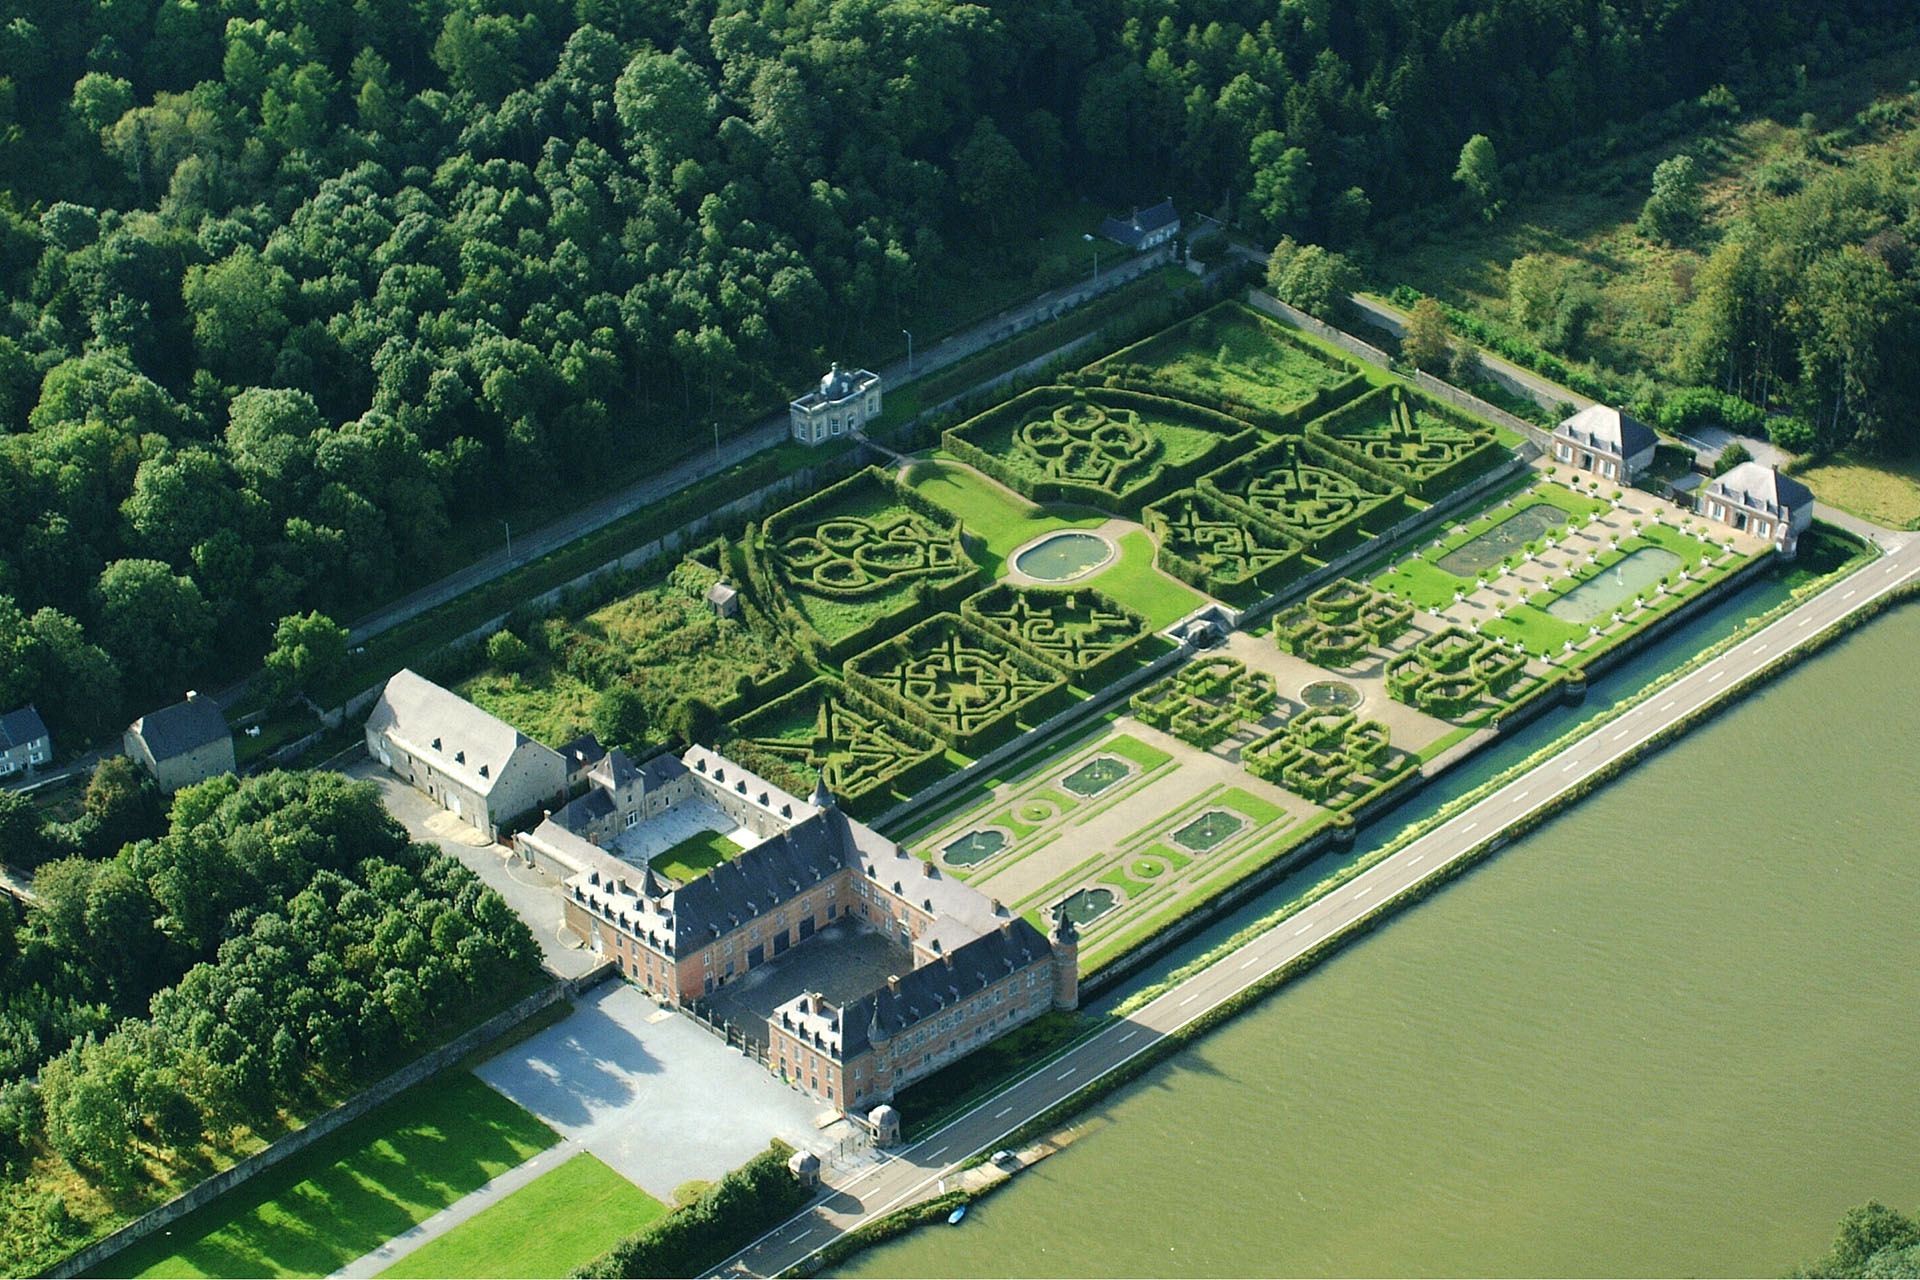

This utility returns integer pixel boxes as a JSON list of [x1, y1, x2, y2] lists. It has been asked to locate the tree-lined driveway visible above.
[[712, 536, 1920, 1278]]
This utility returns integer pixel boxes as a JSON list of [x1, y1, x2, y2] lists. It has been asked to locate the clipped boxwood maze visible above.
[[1383, 625, 1534, 718], [1144, 488, 1309, 600], [1199, 435, 1401, 555], [1307, 384, 1504, 500], [1273, 579, 1414, 666], [944, 385, 1254, 512], [845, 613, 1073, 754], [1129, 655, 1277, 750], [724, 676, 945, 812], [1243, 708, 1405, 808], [748, 465, 979, 658], [961, 584, 1151, 690]]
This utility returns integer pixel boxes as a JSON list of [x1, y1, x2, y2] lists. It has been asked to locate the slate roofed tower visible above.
[[1051, 904, 1081, 1011], [810, 774, 836, 812]]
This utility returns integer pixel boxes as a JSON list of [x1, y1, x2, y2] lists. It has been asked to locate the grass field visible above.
[[904, 459, 1104, 575], [1788, 450, 1920, 529], [377, 1153, 663, 1280], [1083, 530, 1209, 628], [651, 828, 742, 883], [1145, 317, 1353, 415], [105, 1074, 558, 1279]]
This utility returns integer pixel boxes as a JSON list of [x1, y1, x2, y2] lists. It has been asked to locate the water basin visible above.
[[1301, 680, 1362, 710], [1174, 810, 1244, 852], [1014, 531, 1114, 581], [943, 830, 1006, 866], [1545, 546, 1684, 624], [1058, 887, 1117, 924], [1061, 755, 1130, 797], [1435, 505, 1569, 577]]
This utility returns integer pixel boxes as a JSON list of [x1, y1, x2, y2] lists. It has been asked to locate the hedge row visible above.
[[1305, 384, 1507, 500], [1129, 656, 1276, 750], [844, 612, 1076, 756], [1383, 627, 1530, 717], [1142, 487, 1311, 601], [724, 675, 947, 812], [1243, 711, 1398, 807], [574, 1141, 804, 1279], [1198, 434, 1405, 556], [942, 385, 1256, 517], [960, 583, 1154, 692]]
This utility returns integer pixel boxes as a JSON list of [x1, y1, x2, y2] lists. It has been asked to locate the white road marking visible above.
[[1057, 1065, 1078, 1080], [1612, 729, 1628, 741], [1709, 670, 1724, 682], [926, 1146, 948, 1161], [994, 1107, 1013, 1119], [1294, 923, 1314, 936], [1241, 957, 1258, 970], [1116, 1029, 1140, 1044], [1660, 701, 1676, 711], [1179, 992, 1199, 1006], [1514, 790, 1530, 801], [1409, 853, 1425, 865], [1562, 760, 1579, 771], [1800, 616, 1815, 626], [1461, 821, 1477, 833], [1843, 589, 1857, 600]]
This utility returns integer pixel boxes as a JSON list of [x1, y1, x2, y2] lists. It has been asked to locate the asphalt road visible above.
[[712, 534, 1920, 1278]]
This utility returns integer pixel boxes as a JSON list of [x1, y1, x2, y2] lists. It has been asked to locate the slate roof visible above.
[[1556, 404, 1658, 457], [559, 732, 606, 774], [128, 697, 229, 762], [1097, 198, 1179, 249], [1708, 461, 1813, 514], [365, 668, 549, 798], [834, 919, 1052, 1059], [0, 705, 48, 751], [668, 809, 846, 948]]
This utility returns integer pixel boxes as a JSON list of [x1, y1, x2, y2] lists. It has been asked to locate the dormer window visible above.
[[431, 737, 442, 751], [478, 764, 489, 778], [454, 750, 465, 764]]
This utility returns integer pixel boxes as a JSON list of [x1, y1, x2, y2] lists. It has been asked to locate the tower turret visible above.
[[1050, 905, 1080, 1010]]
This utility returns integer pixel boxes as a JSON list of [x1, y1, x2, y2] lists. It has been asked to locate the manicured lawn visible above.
[[1482, 605, 1588, 657], [903, 460, 1103, 575], [107, 1074, 559, 1279], [651, 828, 741, 883], [1374, 555, 1470, 610], [378, 1153, 664, 1280], [1789, 451, 1920, 529], [1216, 785, 1286, 827], [1637, 521, 1720, 567], [1103, 732, 1172, 771], [1083, 530, 1210, 628]]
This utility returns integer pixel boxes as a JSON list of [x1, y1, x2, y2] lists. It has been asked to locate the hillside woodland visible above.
[[0, 0, 1906, 738]]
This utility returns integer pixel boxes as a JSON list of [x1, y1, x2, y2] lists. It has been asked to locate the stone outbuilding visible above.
[[1698, 461, 1814, 558], [363, 668, 567, 842], [1098, 198, 1180, 250], [1553, 404, 1658, 483], [124, 693, 235, 792], [790, 363, 881, 446], [706, 580, 741, 619], [0, 705, 51, 779]]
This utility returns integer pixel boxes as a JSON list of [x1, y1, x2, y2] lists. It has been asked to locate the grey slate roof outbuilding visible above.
[[1557, 404, 1658, 458], [1097, 198, 1180, 250], [0, 705, 49, 753], [1710, 460, 1813, 513], [128, 696, 229, 763]]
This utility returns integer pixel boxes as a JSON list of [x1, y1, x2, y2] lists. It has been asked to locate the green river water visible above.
[[843, 600, 1920, 1277]]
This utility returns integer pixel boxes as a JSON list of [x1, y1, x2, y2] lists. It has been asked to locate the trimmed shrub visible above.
[[574, 1142, 804, 1279]]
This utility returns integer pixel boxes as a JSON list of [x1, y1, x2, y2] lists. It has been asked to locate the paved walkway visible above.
[[710, 534, 1920, 1278], [329, 1141, 581, 1279]]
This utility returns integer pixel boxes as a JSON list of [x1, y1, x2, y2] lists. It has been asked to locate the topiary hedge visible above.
[[573, 1141, 804, 1279], [960, 583, 1152, 691], [845, 612, 1074, 755]]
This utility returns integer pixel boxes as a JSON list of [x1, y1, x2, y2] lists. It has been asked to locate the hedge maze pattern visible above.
[[1384, 626, 1535, 718], [962, 585, 1150, 688], [1199, 435, 1399, 552], [847, 614, 1070, 752], [944, 385, 1251, 510], [1273, 579, 1414, 667], [1243, 708, 1405, 808], [1129, 655, 1277, 750], [1145, 488, 1306, 599], [1312, 386, 1497, 497], [773, 503, 967, 599], [726, 677, 943, 810]]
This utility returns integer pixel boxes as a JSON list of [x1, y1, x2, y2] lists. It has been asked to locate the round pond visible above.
[[1013, 531, 1114, 582], [1301, 679, 1362, 711]]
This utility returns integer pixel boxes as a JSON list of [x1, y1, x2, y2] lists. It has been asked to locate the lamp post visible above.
[[1083, 232, 1099, 282], [902, 328, 913, 373], [713, 421, 721, 458], [499, 519, 513, 563]]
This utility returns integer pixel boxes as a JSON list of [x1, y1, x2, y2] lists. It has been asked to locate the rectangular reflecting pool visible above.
[[1545, 546, 1683, 624], [1434, 505, 1569, 577]]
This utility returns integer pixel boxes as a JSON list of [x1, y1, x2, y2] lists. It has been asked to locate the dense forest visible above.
[[0, 0, 1907, 740], [0, 769, 543, 1270]]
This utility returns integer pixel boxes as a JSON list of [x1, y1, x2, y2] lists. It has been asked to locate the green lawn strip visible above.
[[1097, 867, 1154, 898], [1415, 724, 1479, 763], [1067, 761, 1175, 828], [1102, 732, 1173, 770], [1214, 785, 1287, 827], [1373, 556, 1471, 610], [1113, 782, 1230, 851], [377, 1154, 663, 1280], [108, 1074, 559, 1280], [1482, 605, 1589, 657], [1138, 843, 1194, 873], [1083, 530, 1210, 629], [650, 829, 741, 884], [1635, 520, 1718, 567], [1012, 850, 1120, 916], [986, 808, 1041, 840], [1035, 787, 1081, 813], [902, 461, 1106, 576]]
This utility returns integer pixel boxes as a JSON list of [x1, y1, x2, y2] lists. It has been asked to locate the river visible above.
[[841, 600, 1920, 1277]]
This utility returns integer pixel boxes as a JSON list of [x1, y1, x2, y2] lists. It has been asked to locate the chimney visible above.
[[886, 975, 901, 995], [991, 899, 1006, 915], [921, 861, 935, 878], [999, 920, 1014, 938], [942, 952, 954, 970], [185, 690, 200, 702]]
